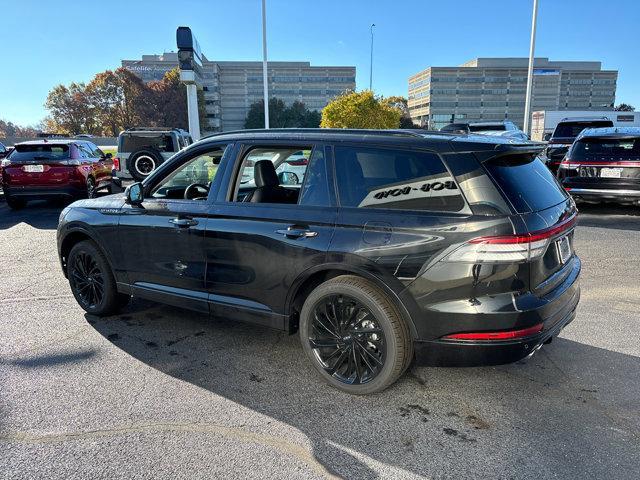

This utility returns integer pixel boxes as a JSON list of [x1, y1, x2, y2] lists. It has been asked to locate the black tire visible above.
[[127, 148, 163, 181], [5, 194, 26, 210], [67, 240, 130, 316], [299, 275, 413, 395]]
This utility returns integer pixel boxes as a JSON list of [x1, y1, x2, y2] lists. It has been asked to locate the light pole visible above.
[[523, 0, 539, 135], [369, 24, 375, 91], [261, 0, 270, 128]]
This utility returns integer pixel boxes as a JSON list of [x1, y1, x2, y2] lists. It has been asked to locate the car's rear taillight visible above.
[[113, 157, 121, 171], [442, 323, 543, 341], [444, 215, 576, 264], [58, 159, 81, 166]]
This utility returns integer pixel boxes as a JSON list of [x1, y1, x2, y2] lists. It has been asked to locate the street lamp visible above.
[[369, 23, 375, 91], [523, 0, 539, 134], [262, 0, 270, 128]]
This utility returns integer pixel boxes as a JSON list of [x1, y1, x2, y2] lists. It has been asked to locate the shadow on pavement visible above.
[[87, 302, 640, 478], [0, 199, 63, 230], [577, 203, 640, 231]]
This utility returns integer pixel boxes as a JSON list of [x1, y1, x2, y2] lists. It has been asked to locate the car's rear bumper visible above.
[[413, 256, 581, 367], [2, 184, 84, 199], [414, 296, 577, 366], [566, 187, 640, 203]]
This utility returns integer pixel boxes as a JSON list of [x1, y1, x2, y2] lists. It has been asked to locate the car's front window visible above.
[[150, 146, 227, 200]]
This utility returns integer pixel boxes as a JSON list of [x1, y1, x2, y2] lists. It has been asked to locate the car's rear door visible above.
[[205, 140, 337, 329]]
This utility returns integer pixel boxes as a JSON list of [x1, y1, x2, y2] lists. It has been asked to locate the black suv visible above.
[[558, 127, 640, 204], [57, 129, 580, 394], [541, 117, 614, 173]]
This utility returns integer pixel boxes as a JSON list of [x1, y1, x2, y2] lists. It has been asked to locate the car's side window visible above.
[[333, 145, 467, 212], [232, 145, 317, 205], [299, 147, 331, 207], [149, 145, 228, 200], [76, 144, 91, 159]]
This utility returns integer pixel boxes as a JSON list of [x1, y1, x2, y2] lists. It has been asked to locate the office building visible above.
[[408, 57, 618, 130], [123, 53, 355, 132]]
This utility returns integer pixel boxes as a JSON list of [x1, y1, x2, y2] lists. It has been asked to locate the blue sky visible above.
[[1, 0, 638, 126]]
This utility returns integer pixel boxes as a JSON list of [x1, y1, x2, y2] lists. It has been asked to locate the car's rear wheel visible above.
[[299, 275, 413, 394], [127, 149, 162, 181], [67, 240, 130, 316], [5, 194, 26, 210]]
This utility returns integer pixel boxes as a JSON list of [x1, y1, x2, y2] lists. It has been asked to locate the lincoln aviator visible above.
[[57, 129, 580, 394]]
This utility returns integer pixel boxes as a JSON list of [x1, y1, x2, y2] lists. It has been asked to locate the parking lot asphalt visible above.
[[0, 198, 638, 480]]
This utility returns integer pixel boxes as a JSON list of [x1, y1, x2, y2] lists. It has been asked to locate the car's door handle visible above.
[[276, 227, 318, 239], [169, 218, 198, 228]]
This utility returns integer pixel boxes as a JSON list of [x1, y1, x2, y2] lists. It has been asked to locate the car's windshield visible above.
[[8, 144, 70, 162], [552, 121, 613, 140]]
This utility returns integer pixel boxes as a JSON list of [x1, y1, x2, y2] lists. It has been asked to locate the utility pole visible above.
[[523, 0, 539, 135], [262, 0, 270, 128], [369, 24, 375, 91]]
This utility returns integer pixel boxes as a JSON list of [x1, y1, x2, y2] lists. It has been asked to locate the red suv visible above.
[[1, 140, 114, 209]]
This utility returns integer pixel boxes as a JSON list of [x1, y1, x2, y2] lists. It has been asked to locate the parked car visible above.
[[473, 130, 531, 142], [539, 117, 614, 173], [0, 142, 8, 159], [1, 139, 113, 209], [440, 120, 520, 134], [57, 129, 580, 394], [558, 126, 640, 205], [114, 127, 192, 181]]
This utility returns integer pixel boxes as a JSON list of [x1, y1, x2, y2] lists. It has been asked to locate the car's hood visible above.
[[69, 193, 127, 210]]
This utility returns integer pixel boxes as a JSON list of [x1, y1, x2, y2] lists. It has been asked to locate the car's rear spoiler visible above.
[[450, 136, 545, 162]]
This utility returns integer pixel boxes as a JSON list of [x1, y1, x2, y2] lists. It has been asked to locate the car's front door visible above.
[[118, 143, 231, 313], [205, 141, 337, 329]]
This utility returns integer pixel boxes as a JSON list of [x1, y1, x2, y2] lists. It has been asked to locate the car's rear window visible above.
[[334, 145, 467, 212], [470, 124, 506, 132], [484, 155, 568, 213], [120, 135, 175, 153], [8, 144, 70, 162], [552, 121, 613, 140], [572, 137, 640, 161]]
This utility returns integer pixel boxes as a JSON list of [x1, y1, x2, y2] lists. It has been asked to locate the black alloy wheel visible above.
[[67, 241, 130, 316], [309, 294, 386, 385], [70, 250, 105, 309], [299, 275, 413, 394]]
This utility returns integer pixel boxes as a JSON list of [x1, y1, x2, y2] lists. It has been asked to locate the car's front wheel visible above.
[[67, 240, 129, 316], [299, 275, 413, 394]]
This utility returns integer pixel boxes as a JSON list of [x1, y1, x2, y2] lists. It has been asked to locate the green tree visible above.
[[244, 98, 319, 128], [383, 96, 416, 129], [614, 103, 635, 112], [321, 90, 401, 129]]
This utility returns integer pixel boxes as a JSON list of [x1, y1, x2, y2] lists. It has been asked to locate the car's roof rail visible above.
[[123, 127, 186, 132], [201, 128, 438, 140]]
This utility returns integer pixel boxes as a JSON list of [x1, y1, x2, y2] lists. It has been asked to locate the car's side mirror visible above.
[[278, 171, 300, 185], [126, 182, 144, 205], [104, 152, 113, 159]]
